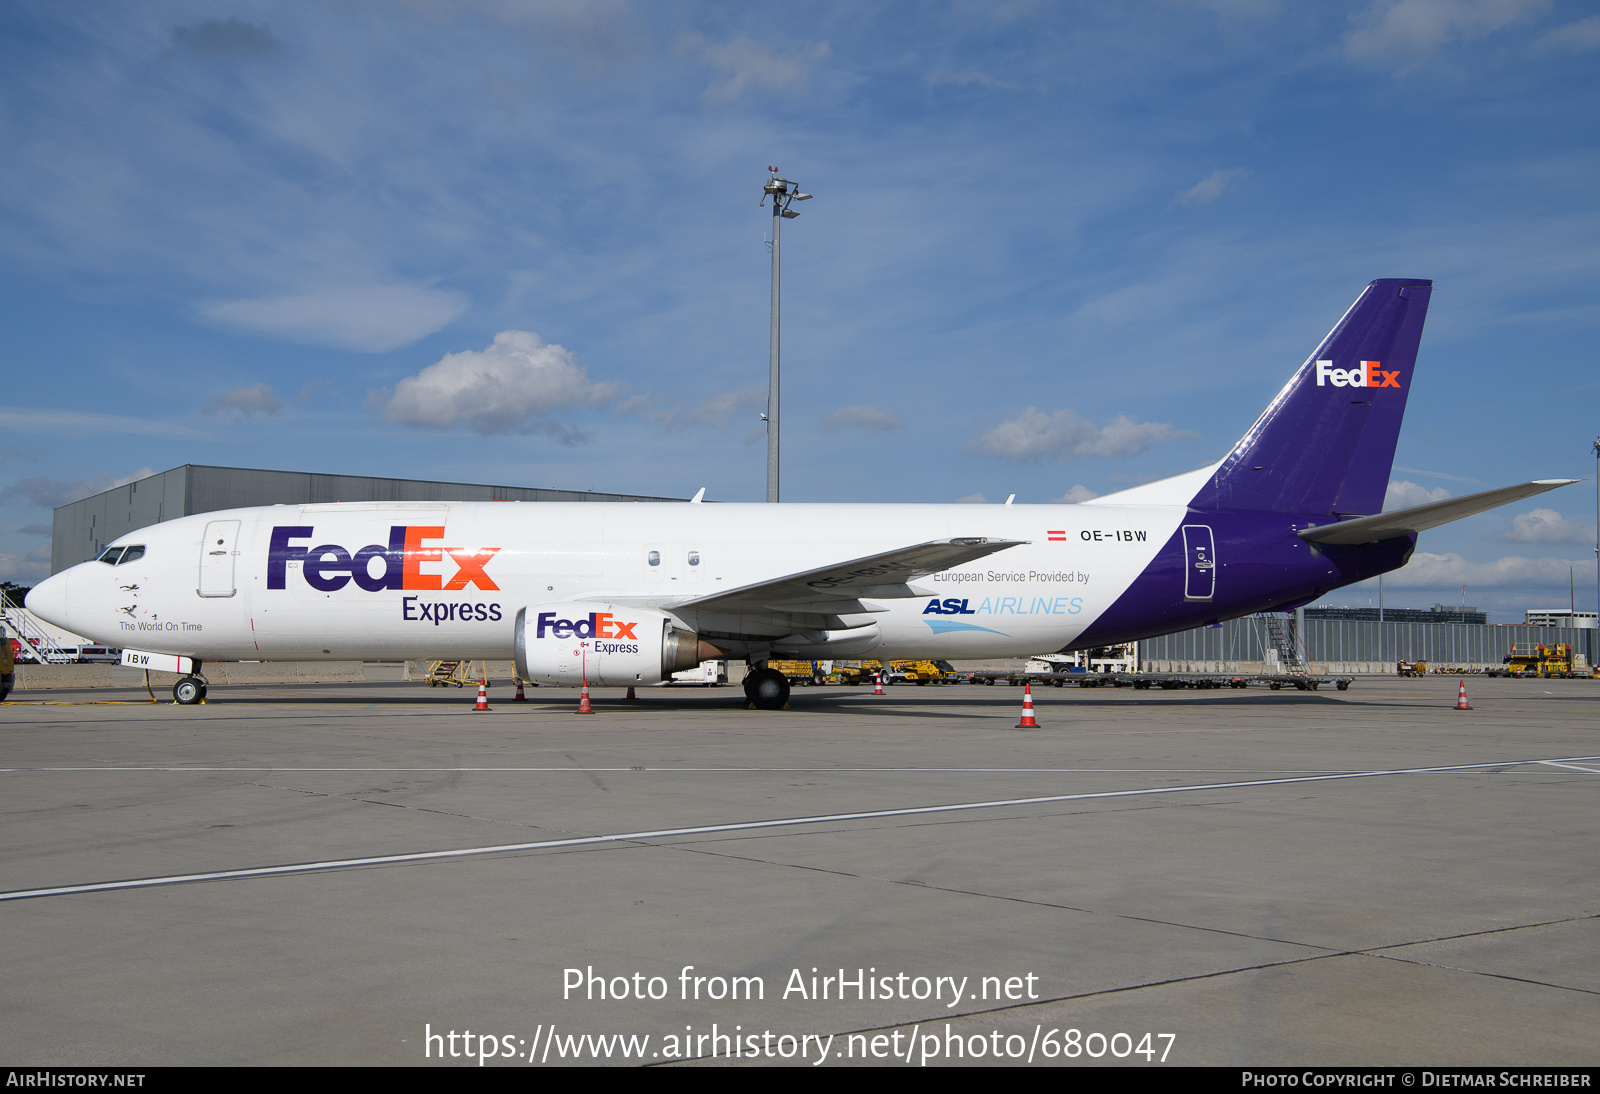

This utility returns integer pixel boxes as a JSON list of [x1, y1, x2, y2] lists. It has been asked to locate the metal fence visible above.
[[1140, 615, 1599, 668]]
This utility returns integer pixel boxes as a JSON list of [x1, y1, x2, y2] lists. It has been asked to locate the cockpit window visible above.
[[117, 545, 145, 565], [96, 547, 124, 566]]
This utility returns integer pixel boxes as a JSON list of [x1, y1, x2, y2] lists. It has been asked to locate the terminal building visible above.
[[50, 464, 683, 574], [1304, 603, 1487, 626], [1524, 609, 1598, 629]]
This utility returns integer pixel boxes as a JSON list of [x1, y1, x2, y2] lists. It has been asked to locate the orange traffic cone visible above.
[[577, 678, 593, 714], [513, 679, 528, 702], [1455, 679, 1471, 711], [873, 672, 884, 696], [473, 678, 490, 712], [625, 686, 637, 700], [1015, 681, 1039, 728]]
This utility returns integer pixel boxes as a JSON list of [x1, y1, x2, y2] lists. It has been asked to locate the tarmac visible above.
[[1, 673, 1597, 1067]]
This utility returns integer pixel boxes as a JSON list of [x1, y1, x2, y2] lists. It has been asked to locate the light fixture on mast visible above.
[[759, 168, 812, 503]]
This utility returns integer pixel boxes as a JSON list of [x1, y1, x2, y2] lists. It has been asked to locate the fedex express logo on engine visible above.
[[1315, 360, 1401, 388], [535, 612, 636, 640], [535, 611, 641, 654], [267, 526, 499, 592]]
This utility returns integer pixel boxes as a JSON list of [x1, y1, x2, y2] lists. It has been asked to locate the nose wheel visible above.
[[173, 676, 208, 705]]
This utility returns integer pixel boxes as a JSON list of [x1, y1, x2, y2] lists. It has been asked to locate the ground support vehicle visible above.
[[425, 660, 470, 687], [828, 660, 957, 686], [1494, 643, 1594, 679], [667, 660, 727, 686], [769, 659, 830, 686]]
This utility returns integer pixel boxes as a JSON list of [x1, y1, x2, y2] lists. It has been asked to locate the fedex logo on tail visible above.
[[1315, 360, 1401, 388], [268, 526, 500, 592]]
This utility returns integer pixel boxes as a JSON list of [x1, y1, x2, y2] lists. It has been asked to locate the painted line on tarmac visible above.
[[7, 763, 1577, 774], [7, 766, 1387, 774], [4, 753, 1597, 903], [1536, 760, 1600, 774]]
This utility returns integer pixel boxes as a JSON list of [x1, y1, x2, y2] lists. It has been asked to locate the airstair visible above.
[[425, 660, 469, 687], [0, 587, 76, 664], [1257, 612, 1309, 675]]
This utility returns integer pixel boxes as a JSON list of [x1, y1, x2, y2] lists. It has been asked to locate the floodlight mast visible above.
[[761, 170, 811, 502]]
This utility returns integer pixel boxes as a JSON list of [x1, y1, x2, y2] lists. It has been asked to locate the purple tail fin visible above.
[[1189, 278, 1432, 518]]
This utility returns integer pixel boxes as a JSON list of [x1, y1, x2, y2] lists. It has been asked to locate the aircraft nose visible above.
[[24, 571, 71, 631]]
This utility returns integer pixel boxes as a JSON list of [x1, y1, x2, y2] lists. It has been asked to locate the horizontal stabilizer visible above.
[[1297, 479, 1578, 545], [678, 537, 1026, 616]]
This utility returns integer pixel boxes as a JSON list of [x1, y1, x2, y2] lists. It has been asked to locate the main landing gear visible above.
[[743, 667, 790, 711]]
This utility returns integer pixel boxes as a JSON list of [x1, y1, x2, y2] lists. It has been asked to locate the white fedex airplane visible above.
[[23, 280, 1574, 708]]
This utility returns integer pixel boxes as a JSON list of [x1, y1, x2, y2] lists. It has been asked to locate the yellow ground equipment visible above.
[[1503, 643, 1588, 678], [769, 659, 828, 685], [1396, 661, 1427, 677], [425, 660, 470, 687], [832, 659, 956, 685], [892, 659, 957, 685]]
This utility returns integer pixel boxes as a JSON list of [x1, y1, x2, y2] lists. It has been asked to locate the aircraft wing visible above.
[[1297, 479, 1578, 545], [676, 537, 1027, 616]]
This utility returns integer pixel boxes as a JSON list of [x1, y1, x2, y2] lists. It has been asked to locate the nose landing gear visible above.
[[173, 675, 208, 705]]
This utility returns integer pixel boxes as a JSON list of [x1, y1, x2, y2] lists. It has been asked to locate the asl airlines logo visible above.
[[1315, 360, 1401, 389], [268, 526, 499, 592]]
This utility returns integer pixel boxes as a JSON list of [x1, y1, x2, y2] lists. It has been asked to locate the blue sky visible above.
[[2, 0, 1597, 621]]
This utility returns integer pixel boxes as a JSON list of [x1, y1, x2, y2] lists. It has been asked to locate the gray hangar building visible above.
[[51, 464, 682, 575]]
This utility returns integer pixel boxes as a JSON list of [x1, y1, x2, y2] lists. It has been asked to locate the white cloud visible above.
[[1530, 15, 1600, 53], [382, 330, 621, 437], [683, 33, 831, 102], [1052, 484, 1100, 503], [1383, 550, 1592, 587], [1499, 507, 1593, 544], [1383, 479, 1451, 510], [819, 405, 903, 433], [0, 468, 155, 509], [0, 545, 51, 584], [0, 409, 206, 439], [1176, 169, 1248, 206], [203, 285, 469, 353], [620, 386, 768, 431], [296, 378, 343, 405], [966, 408, 1196, 464], [203, 383, 283, 417], [170, 18, 283, 57], [1345, 0, 1551, 59]]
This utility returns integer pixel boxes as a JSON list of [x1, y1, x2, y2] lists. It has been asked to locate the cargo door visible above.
[[1181, 524, 1215, 602], [198, 520, 241, 598]]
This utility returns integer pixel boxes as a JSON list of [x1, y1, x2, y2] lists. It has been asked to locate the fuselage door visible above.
[[1181, 524, 1215, 602], [198, 520, 241, 598]]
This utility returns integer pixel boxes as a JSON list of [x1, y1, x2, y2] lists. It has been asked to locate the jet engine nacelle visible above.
[[514, 603, 709, 686]]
